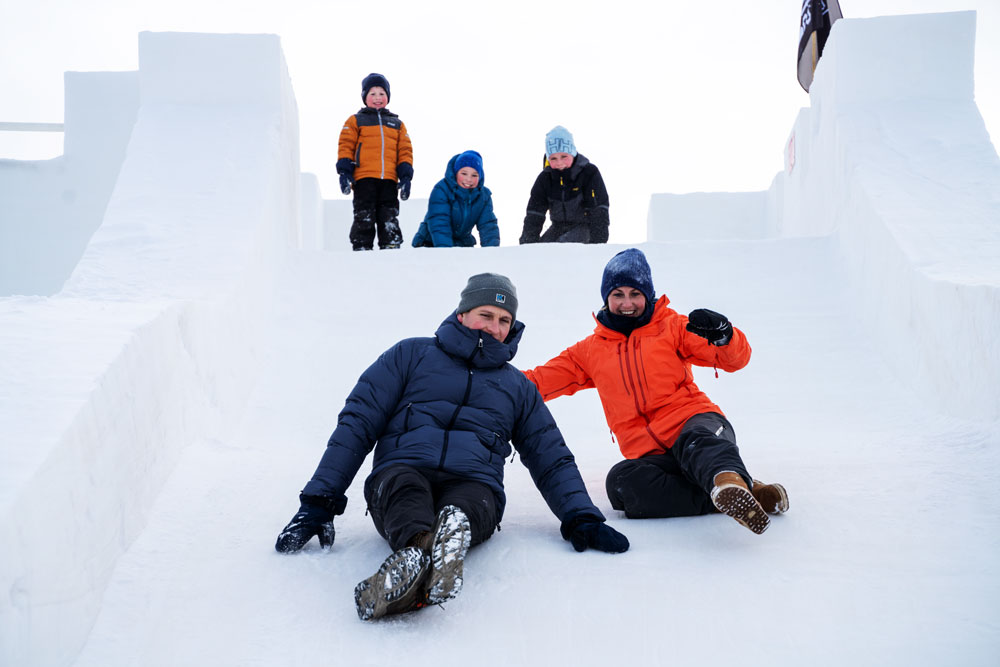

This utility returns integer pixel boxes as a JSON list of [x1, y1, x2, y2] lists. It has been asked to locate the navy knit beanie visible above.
[[600, 249, 655, 306], [454, 150, 484, 179], [361, 73, 390, 103], [458, 273, 518, 320]]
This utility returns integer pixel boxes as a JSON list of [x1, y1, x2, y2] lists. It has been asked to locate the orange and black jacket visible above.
[[519, 153, 609, 244], [338, 107, 413, 182], [524, 296, 751, 460]]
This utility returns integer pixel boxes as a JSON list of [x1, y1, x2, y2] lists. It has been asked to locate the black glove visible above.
[[561, 517, 630, 553], [339, 173, 353, 195], [275, 494, 337, 553], [336, 157, 355, 195], [397, 162, 413, 201], [686, 308, 734, 346]]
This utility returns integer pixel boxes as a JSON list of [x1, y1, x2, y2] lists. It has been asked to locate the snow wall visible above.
[[0, 32, 300, 666], [0, 71, 139, 296], [649, 11, 1000, 421]]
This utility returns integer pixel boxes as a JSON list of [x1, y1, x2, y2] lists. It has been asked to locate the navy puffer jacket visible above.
[[302, 312, 604, 524], [411, 154, 500, 247]]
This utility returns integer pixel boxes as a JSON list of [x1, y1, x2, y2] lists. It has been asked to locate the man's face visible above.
[[607, 287, 646, 317], [457, 305, 513, 342]]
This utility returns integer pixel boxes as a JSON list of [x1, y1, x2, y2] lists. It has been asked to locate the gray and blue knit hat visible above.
[[361, 73, 390, 103], [600, 249, 655, 306], [458, 273, 518, 319], [545, 125, 577, 157]]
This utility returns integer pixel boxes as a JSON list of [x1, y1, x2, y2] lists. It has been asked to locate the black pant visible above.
[[351, 178, 403, 250], [364, 464, 500, 552], [605, 413, 751, 519]]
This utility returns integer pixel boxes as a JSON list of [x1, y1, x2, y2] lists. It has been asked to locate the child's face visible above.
[[455, 167, 480, 189], [365, 87, 388, 109], [548, 152, 574, 170]]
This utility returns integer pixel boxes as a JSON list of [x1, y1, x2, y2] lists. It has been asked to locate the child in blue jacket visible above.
[[411, 150, 499, 247]]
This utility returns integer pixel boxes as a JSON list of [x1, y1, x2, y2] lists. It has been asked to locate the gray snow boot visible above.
[[424, 505, 472, 605], [354, 546, 431, 621], [710, 472, 770, 535]]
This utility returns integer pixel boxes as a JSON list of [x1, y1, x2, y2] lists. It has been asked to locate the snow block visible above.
[[646, 11, 999, 420], [646, 191, 770, 241], [0, 71, 139, 297]]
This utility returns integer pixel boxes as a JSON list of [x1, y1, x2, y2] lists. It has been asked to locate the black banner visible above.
[[798, 0, 843, 92]]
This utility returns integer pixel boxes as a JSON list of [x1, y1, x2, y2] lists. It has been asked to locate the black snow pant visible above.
[[350, 178, 403, 250], [539, 222, 590, 243], [605, 412, 752, 519], [363, 464, 500, 552]]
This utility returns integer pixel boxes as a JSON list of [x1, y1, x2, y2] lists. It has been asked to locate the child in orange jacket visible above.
[[337, 73, 413, 251]]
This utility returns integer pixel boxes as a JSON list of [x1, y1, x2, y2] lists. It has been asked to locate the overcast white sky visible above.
[[2, 0, 998, 242]]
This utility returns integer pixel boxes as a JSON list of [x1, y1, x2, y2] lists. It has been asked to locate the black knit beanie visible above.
[[361, 73, 390, 103]]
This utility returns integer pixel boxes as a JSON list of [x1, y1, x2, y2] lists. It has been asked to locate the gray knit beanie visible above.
[[458, 273, 518, 319]]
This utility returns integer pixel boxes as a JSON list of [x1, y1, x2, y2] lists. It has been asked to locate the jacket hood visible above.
[[436, 311, 523, 367]]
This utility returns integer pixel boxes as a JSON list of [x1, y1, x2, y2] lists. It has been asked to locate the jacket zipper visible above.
[[619, 335, 669, 449], [377, 109, 386, 179], [439, 367, 474, 469]]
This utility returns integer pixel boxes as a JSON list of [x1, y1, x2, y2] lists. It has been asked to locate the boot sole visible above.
[[711, 484, 770, 534], [425, 505, 472, 605], [354, 546, 431, 621]]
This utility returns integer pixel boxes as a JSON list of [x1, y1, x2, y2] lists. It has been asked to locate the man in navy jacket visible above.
[[275, 273, 628, 621]]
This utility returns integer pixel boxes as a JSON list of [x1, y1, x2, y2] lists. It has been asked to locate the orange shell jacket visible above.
[[338, 107, 413, 182], [524, 296, 751, 460]]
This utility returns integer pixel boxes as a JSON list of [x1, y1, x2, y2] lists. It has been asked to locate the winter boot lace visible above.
[[424, 505, 472, 605], [751, 479, 789, 514], [710, 471, 770, 534], [354, 546, 431, 621]]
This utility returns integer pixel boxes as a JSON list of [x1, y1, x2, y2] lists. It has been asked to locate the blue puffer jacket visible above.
[[411, 154, 500, 247], [302, 312, 604, 525]]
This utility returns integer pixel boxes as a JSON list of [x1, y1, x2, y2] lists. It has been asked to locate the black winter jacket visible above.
[[301, 312, 605, 525], [519, 153, 610, 244]]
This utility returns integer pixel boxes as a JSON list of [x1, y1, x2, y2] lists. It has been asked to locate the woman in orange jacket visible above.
[[524, 248, 788, 534]]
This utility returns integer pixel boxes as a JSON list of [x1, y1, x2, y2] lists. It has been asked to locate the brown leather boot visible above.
[[751, 479, 789, 514], [710, 471, 769, 534]]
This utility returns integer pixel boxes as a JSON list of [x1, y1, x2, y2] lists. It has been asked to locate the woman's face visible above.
[[607, 287, 646, 317], [455, 167, 480, 189]]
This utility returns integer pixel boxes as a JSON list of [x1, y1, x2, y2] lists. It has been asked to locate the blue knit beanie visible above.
[[453, 150, 484, 180], [361, 73, 390, 103], [600, 249, 655, 306], [545, 125, 577, 157]]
